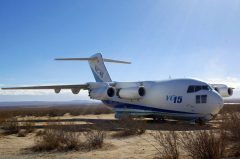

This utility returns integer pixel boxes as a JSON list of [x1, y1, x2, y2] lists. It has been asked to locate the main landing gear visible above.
[[195, 118, 206, 125], [153, 116, 166, 122]]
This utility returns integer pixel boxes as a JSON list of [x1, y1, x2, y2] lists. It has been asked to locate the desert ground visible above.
[[0, 104, 239, 159]]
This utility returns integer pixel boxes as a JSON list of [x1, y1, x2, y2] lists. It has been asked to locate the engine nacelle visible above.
[[89, 87, 115, 100], [214, 86, 233, 97], [71, 88, 80, 94], [117, 86, 145, 100], [54, 88, 61, 94]]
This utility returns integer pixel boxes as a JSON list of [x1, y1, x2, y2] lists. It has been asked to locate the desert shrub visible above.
[[224, 142, 240, 158], [2, 117, 20, 134], [221, 112, 240, 141], [32, 122, 106, 152], [179, 130, 226, 159], [152, 131, 179, 159], [84, 130, 106, 150], [17, 129, 27, 137], [0, 114, 11, 125], [32, 123, 82, 151], [112, 117, 146, 137], [35, 130, 45, 136], [22, 120, 35, 133]]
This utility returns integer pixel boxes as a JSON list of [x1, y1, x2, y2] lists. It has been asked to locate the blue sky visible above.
[[0, 0, 240, 101]]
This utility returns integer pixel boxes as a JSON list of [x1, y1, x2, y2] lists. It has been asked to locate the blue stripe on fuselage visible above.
[[102, 100, 197, 115]]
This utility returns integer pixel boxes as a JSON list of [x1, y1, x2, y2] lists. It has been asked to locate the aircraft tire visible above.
[[153, 116, 165, 122]]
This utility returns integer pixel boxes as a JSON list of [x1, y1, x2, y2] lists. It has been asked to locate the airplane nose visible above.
[[210, 92, 224, 115]]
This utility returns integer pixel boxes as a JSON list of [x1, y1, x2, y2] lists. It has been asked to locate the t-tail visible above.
[[55, 53, 131, 82]]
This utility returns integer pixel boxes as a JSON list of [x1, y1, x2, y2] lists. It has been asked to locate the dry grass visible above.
[[151, 130, 228, 159], [0, 104, 112, 118], [1, 117, 20, 134], [220, 112, 240, 157], [221, 112, 240, 140], [32, 122, 82, 151], [17, 129, 28, 137], [112, 117, 146, 137], [0, 114, 11, 124], [1, 117, 35, 136], [35, 130, 45, 136], [22, 119, 35, 133], [219, 104, 240, 114], [31, 121, 106, 152], [0, 104, 112, 136], [152, 131, 179, 159], [84, 130, 106, 150], [179, 130, 226, 159]]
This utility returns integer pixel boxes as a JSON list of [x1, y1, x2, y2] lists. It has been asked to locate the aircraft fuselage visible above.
[[103, 78, 223, 121]]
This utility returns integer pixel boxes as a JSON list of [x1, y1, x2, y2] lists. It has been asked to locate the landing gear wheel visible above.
[[153, 116, 165, 123], [118, 113, 133, 121]]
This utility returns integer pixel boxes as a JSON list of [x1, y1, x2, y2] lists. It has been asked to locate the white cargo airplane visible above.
[[2, 53, 234, 123]]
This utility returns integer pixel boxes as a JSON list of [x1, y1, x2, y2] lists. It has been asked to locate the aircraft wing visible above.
[[1, 82, 112, 96], [1, 84, 89, 91], [210, 84, 227, 88], [210, 83, 234, 97]]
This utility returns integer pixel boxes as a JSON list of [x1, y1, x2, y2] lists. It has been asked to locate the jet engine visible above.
[[117, 86, 145, 100], [214, 86, 233, 97], [89, 86, 115, 100]]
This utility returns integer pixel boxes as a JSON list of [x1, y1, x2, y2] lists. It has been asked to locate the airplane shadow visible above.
[[18, 118, 219, 131]]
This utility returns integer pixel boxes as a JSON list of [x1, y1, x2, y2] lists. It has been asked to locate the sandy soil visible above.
[[0, 113, 219, 159]]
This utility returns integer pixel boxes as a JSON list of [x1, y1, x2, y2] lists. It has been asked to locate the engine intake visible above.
[[214, 86, 233, 97], [107, 87, 115, 97], [89, 87, 115, 100], [117, 86, 145, 100]]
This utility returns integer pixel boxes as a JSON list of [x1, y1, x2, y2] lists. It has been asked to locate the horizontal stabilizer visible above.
[[55, 57, 97, 61], [103, 58, 131, 64], [55, 57, 131, 64]]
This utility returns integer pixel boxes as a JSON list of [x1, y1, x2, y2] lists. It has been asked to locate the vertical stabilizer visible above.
[[88, 53, 112, 82]]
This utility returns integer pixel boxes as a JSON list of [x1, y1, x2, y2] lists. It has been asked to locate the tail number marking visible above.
[[166, 95, 183, 103]]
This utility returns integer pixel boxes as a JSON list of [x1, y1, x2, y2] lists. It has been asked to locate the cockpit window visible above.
[[202, 86, 209, 90], [187, 86, 194, 93], [187, 85, 211, 93], [195, 86, 201, 92]]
